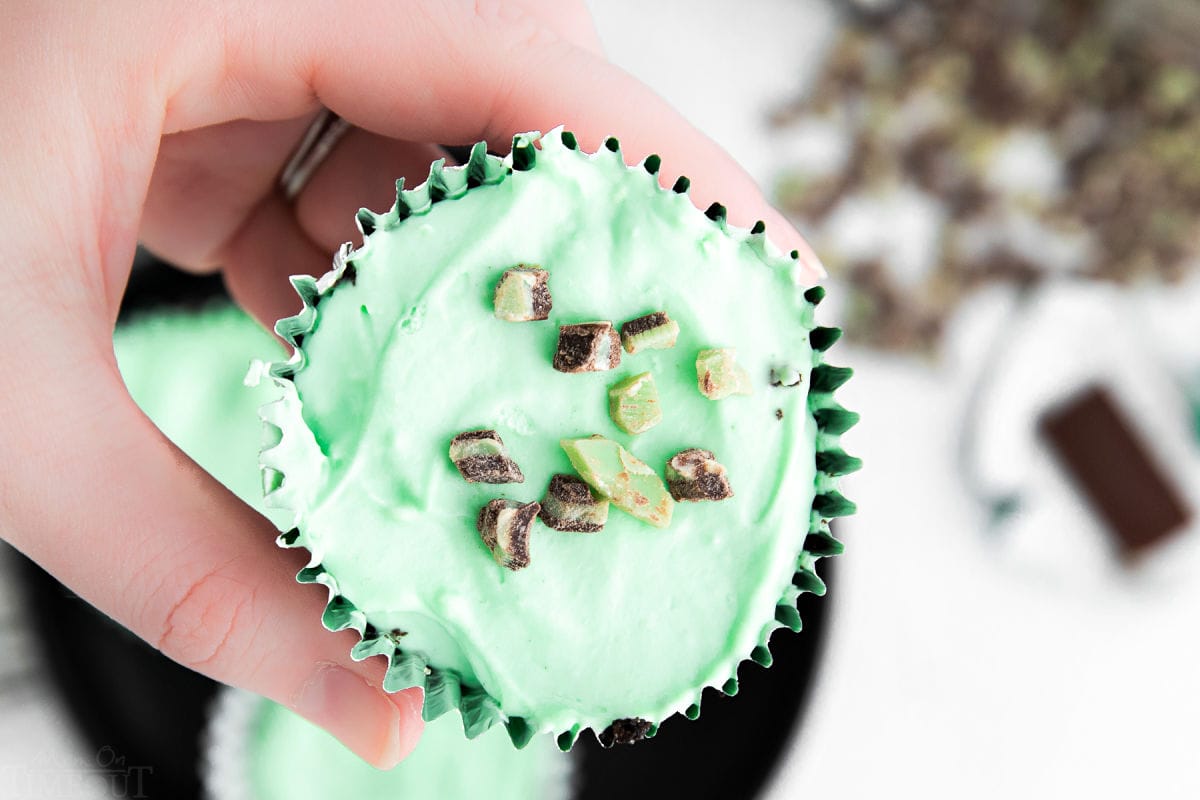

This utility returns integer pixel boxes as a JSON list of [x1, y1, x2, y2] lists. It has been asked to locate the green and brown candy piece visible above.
[[666, 449, 733, 502], [696, 348, 753, 399], [553, 322, 622, 373], [540, 474, 609, 532], [560, 435, 674, 528], [449, 430, 524, 484], [477, 499, 541, 571], [607, 371, 662, 435], [619, 312, 679, 354], [493, 265, 552, 322]]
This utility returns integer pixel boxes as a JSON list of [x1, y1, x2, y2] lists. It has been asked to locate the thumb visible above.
[[0, 329, 423, 768]]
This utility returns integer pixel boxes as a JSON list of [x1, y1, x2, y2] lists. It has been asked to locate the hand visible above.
[[0, 0, 819, 768]]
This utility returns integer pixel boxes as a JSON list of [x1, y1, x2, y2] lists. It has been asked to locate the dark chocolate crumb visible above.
[[598, 718, 653, 748]]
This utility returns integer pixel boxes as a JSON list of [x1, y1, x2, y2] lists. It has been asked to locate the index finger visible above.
[[161, 0, 821, 273]]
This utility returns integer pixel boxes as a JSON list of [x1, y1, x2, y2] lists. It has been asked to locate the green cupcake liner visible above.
[[254, 130, 859, 749]]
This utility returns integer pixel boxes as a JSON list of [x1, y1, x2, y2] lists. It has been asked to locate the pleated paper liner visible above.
[[251, 129, 860, 751]]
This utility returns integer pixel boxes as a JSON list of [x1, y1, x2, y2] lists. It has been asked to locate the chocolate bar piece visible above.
[[620, 312, 680, 354], [540, 474, 609, 532], [1039, 385, 1191, 555], [449, 430, 524, 484], [477, 499, 541, 571], [666, 449, 734, 502], [553, 322, 622, 373], [493, 265, 552, 322]]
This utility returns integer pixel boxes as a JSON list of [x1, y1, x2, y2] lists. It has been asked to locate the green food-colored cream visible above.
[[260, 129, 845, 742], [246, 698, 566, 800], [115, 306, 568, 797], [114, 303, 290, 529]]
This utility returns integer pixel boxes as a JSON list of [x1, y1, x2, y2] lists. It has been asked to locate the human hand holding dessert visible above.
[[0, 0, 819, 769]]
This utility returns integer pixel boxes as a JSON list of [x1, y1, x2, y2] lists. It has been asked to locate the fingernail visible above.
[[294, 664, 404, 768]]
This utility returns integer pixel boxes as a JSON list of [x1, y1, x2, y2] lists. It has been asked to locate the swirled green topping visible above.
[[256, 128, 854, 743]]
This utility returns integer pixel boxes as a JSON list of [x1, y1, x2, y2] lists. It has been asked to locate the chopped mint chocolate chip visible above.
[[476, 499, 540, 571], [666, 449, 734, 502], [770, 367, 803, 387], [493, 265, 552, 322], [608, 372, 663, 435], [598, 718, 653, 748], [560, 436, 674, 528], [449, 430, 524, 484], [619, 312, 679, 354], [553, 322, 621, 373], [696, 348, 753, 399], [540, 474, 609, 532]]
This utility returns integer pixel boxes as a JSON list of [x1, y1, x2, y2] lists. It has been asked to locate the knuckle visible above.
[[154, 568, 254, 674], [471, 0, 563, 50]]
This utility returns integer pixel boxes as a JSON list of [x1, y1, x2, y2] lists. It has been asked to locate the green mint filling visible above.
[[696, 348, 753, 400], [607, 372, 663, 435], [559, 436, 675, 529]]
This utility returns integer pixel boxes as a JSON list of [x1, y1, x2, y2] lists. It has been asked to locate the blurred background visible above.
[[4, 0, 1200, 797]]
